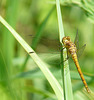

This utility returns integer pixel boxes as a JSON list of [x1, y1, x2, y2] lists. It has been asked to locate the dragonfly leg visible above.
[[59, 56, 69, 65], [57, 56, 69, 66], [64, 56, 69, 62], [60, 47, 65, 51]]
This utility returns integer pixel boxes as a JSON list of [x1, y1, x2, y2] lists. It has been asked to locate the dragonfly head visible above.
[[62, 36, 71, 43], [62, 36, 71, 47]]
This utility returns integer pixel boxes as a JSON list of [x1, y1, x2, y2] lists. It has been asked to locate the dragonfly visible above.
[[62, 31, 90, 93], [29, 30, 90, 93]]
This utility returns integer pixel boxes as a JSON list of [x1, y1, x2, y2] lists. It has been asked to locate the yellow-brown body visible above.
[[62, 36, 90, 93]]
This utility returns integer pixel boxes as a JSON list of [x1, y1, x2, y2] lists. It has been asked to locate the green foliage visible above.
[[0, 0, 94, 100], [0, 15, 63, 100]]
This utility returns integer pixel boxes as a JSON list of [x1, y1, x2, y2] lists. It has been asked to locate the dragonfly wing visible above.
[[77, 44, 86, 58], [74, 29, 79, 50]]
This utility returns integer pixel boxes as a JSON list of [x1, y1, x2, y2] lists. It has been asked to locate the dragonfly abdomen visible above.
[[72, 54, 90, 93]]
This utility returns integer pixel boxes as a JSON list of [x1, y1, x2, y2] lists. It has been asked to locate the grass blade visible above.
[[56, 0, 73, 100], [0, 16, 64, 100], [2, 0, 18, 73]]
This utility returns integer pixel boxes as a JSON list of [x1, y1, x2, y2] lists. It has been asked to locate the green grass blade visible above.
[[56, 0, 73, 100], [2, 0, 18, 73], [0, 16, 64, 100], [3, 0, 18, 72], [31, 6, 55, 49]]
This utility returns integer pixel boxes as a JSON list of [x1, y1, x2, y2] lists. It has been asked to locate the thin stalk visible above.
[[56, 0, 73, 100]]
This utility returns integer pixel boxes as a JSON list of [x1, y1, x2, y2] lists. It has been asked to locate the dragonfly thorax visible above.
[[62, 36, 77, 54], [62, 36, 71, 48]]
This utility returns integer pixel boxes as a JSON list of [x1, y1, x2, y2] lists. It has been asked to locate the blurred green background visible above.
[[0, 0, 94, 100]]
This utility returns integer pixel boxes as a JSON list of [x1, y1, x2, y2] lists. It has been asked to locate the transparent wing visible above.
[[74, 29, 86, 58], [74, 29, 79, 50], [77, 44, 86, 58], [63, 44, 86, 63]]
